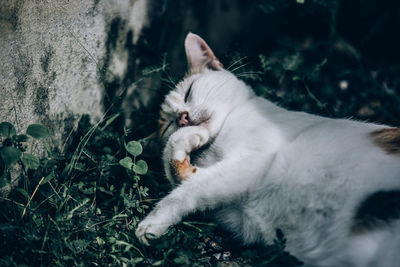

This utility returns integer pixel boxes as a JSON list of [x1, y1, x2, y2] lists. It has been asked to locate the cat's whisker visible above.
[[141, 131, 157, 141], [161, 76, 176, 87], [236, 74, 259, 78], [161, 80, 176, 90], [165, 73, 178, 87], [236, 71, 263, 79], [161, 72, 178, 90], [236, 71, 263, 76], [229, 62, 250, 74], [226, 56, 248, 71]]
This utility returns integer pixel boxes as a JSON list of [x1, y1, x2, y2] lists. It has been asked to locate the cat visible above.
[[135, 33, 400, 267]]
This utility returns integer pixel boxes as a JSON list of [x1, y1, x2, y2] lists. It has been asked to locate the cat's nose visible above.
[[178, 112, 190, 127]]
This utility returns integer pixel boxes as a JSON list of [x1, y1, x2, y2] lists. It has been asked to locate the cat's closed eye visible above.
[[184, 81, 194, 103]]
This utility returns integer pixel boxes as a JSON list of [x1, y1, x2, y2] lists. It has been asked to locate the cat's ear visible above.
[[184, 33, 223, 73]]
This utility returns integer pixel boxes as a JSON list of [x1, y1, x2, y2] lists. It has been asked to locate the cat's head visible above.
[[159, 33, 254, 142]]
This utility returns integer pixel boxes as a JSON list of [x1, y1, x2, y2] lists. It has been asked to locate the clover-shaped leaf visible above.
[[119, 157, 133, 169], [133, 160, 148, 175], [125, 141, 143, 157]]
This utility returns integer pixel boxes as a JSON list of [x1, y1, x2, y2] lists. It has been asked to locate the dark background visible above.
[[132, 0, 400, 136]]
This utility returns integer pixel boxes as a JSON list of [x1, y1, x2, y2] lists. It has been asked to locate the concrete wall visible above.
[[0, 0, 165, 194], [0, 0, 158, 146]]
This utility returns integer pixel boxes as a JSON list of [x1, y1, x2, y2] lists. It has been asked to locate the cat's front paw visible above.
[[172, 157, 197, 181], [170, 126, 210, 156], [135, 217, 170, 246]]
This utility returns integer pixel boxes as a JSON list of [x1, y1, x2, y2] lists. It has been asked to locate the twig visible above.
[[0, 197, 25, 207], [61, 124, 77, 154], [21, 176, 45, 219]]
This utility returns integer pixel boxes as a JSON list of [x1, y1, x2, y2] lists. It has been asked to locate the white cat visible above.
[[135, 33, 400, 267]]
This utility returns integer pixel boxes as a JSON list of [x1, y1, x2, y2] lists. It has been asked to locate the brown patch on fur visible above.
[[158, 111, 170, 138], [370, 127, 400, 154], [199, 42, 223, 69], [172, 159, 197, 182]]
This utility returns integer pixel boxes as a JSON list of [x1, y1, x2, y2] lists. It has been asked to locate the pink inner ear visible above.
[[185, 33, 223, 73]]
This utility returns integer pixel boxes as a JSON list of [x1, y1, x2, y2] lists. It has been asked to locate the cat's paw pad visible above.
[[135, 219, 169, 246], [172, 158, 197, 181]]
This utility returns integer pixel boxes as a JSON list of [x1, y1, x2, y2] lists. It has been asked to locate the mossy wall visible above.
[[0, 0, 160, 148]]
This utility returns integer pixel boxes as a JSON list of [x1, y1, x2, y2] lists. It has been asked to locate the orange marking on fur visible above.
[[172, 159, 196, 182], [370, 127, 400, 154]]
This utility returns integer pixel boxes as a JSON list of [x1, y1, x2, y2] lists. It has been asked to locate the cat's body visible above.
[[135, 33, 400, 267], [204, 95, 399, 266]]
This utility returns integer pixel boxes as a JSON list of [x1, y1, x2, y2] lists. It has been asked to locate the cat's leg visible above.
[[162, 125, 210, 182], [135, 151, 270, 245]]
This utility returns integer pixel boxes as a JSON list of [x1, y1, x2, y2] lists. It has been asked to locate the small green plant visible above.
[[0, 116, 154, 266], [120, 141, 148, 176], [119, 140, 150, 222], [0, 121, 51, 187]]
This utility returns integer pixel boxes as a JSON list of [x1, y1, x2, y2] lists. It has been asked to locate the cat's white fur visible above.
[[135, 33, 400, 267]]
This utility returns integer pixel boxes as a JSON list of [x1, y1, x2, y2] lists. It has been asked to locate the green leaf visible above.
[[78, 181, 95, 194], [26, 124, 51, 139], [133, 160, 147, 175], [0, 157, 5, 178], [15, 187, 30, 201], [15, 134, 29, 142], [45, 159, 58, 169], [96, 237, 105, 246], [125, 141, 142, 157], [152, 260, 163, 266], [0, 146, 22, 165], [100, 113, 120, 131], [42, 172, 55, 184], [173, 254, 190, 265], [22, 153, 40, 170], [0, 161, 9, 188], [0, 122, 16, 137], [119, 157, 133, 169], [131, 258, 143, 264], [0, 175, 8, 188]]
